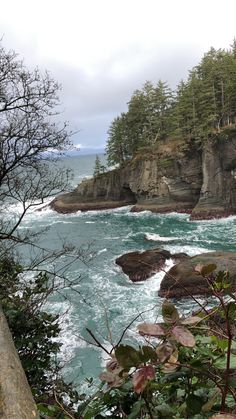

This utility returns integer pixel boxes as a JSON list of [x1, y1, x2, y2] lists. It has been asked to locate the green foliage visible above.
[[0, 258, 79, 417], [80, 266, 236, 418], [0, 260, 59, 396], [106, 80, 174, 165], [93, 155, 106, 177]]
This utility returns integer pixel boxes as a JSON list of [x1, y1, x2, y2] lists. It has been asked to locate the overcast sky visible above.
[[1, 0, 236, 151]]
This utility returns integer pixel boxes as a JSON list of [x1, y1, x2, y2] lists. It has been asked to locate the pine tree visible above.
[[106, 113, 129, 166], [93, 155, 105, 176], [106, 40, 236, 158]]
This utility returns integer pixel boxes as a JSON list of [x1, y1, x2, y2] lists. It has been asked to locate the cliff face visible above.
[[190, 137, 236, 219], [51, 137, 236, 219], [128, 145, 202, 213]]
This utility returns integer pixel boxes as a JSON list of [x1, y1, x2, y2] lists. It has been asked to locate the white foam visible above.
[[164, 244, 212, 256], [97, 248, 107, 255], [190, 214, 236, 224], [126, 210, 152, 217], [2, 197, 55, 221], [145, 233, 179, 242], [45, 301, 87, 363]]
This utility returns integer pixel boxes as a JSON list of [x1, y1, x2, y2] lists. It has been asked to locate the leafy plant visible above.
[[80, 265, 236, 418], [0, 258, 79, 417]]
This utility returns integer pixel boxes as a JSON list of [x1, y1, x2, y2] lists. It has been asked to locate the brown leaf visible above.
[[137, 322, 165, 337], [106, 357, 119, 371], [171, 325, 195, 347], [168, 350, 179, 364], [181, 316, 202, 325], [99, 371, 115, 383], [156, 342, 175, 363], [162, 361, 179, 374], [99, 371, 123, 388], [132, 365, 155, 394]]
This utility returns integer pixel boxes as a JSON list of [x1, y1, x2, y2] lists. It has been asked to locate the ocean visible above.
[[8, 153, 236, 393]]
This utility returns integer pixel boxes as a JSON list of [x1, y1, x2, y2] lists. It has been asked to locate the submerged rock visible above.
[[158, 251, 236, 298], [116, 248, 189, 282]]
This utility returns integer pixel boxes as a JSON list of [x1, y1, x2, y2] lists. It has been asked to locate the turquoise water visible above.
[[8, 154, 236, 392]]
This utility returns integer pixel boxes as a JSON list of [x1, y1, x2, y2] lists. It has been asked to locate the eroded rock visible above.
[[51, 137, 236, 220], [116, 249, 189, 282], [116, 248, 170, 282], [158, 251, 236, 298]]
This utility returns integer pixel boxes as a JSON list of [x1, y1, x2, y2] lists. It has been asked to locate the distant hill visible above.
[[65, 147, 105, 156]]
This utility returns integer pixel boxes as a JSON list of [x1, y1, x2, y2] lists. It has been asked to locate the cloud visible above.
[[1, 0, 236, 149]]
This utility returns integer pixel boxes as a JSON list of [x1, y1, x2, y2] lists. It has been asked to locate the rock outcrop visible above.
[[116, 248, 189, 282], [51, 166, 136, 213], [51, 136, 236, 219], [190, 137, 236, 220], [158, 251, 236, 298]]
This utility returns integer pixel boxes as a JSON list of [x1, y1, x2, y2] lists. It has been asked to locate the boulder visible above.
[[158, 251, 236, 298], [116, 248, 170, 282], [116, 249, 189, 282]]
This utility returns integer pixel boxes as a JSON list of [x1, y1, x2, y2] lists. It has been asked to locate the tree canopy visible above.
[[106, 40, 236, 166]]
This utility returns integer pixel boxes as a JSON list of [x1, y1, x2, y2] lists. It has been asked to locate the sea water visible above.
[[7, 154, 236, 393]]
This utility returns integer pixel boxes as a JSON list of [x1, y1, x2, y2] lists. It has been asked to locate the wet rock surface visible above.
[[158, 251, 236, 298], [116, 248, 189, 282]]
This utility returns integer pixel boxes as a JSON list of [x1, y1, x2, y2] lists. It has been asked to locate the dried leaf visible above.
[[171, 325, 195, 347], [99, 371, 114, 383], [132, 365, 155, 394], [106, 357, 119, 371], [162, 362, 179, 373], [162, 300, 179, 324], [162, 349, 179, 373], [156, 342, 175, 363], [181, 316, 202, 325], [99, 371, 123, 388], [137, 322, 165, 337], [168, 351, 179, 364]]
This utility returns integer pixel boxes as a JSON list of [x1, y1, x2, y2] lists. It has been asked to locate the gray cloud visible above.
[[1, 0, 236, 150], [44, 44, 203, 148]]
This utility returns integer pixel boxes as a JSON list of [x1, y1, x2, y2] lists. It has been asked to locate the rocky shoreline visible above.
[[51, 136, 236, 220], [115, 248, 236, 298]]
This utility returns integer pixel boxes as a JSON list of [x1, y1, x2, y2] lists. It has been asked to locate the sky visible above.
[[1, 0, 236, 152]]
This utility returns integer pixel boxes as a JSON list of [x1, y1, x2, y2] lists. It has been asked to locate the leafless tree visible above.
[[0, 42, 88, 276]]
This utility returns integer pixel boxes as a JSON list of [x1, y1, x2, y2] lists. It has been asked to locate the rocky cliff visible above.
[[51, 136, 236, 220], [190, 136, 236, 219]]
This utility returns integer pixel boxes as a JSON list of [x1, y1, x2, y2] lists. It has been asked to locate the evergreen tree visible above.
[[106, 113, 129, 166], [106, 40, 236, 161], [93, 155, 106, 176]]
